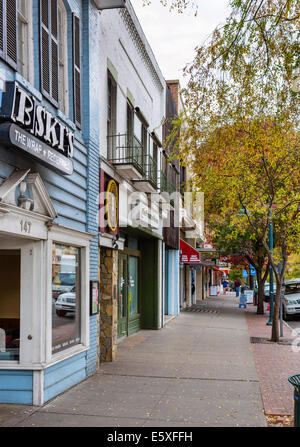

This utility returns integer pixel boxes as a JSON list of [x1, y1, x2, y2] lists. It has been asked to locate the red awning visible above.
[[180, 239, 200, 264]]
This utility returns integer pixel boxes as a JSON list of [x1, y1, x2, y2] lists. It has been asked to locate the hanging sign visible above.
[[242, 270, 248, 278], [0, 82, 74, 175], [106, 179, 119, 232]]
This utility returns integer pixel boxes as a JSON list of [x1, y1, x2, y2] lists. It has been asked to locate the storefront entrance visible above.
[[117, 252, 140, 339], [0, 249, 21, 361]]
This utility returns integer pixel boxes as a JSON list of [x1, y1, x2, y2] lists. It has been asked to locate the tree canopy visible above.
[[166, 0, 299, 341]]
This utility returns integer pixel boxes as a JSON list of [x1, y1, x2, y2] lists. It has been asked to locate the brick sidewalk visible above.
[[245, 303, 300, 416]]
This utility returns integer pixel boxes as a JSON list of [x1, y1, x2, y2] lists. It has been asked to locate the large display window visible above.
[[52, 243, 81, 354]]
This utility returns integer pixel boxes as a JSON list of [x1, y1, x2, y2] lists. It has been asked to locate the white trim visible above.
[[33, 370, 44, 406], [0, 226, 92, 369]]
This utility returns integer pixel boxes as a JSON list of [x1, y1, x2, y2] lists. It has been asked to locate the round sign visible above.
[[106, 180, 119, 232]]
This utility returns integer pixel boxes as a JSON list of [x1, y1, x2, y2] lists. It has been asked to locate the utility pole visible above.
[[267, 211, 274, 326]]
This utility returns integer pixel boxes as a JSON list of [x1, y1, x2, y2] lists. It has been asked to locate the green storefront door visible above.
[[118, 254, 140, 338], [118, 254, 128, 339]]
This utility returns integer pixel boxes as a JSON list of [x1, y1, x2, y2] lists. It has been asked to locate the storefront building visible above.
[[98, 1, 166, 360], [0, 0, 100, 405], [161, 83, 180, 324]]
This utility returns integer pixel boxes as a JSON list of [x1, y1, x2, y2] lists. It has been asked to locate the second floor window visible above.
[[107, 71, 117, 137], [40, 0, 59, 106], [127, 101, 134, 144], [17, 0, 32, 82], [40, 0, 82, 125], [58, 0, 68, 115]]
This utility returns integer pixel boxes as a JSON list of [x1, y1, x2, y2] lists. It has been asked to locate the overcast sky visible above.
[[130, 0, 231, 87]]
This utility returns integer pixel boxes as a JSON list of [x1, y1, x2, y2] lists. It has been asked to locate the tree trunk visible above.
[[256, 271, 265, 315]]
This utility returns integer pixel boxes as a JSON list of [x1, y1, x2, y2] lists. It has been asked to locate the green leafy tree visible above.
[[167, 0, 299, 342]]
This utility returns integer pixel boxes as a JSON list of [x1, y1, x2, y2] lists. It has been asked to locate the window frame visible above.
[[57, 0, 69, 116], [46, 226, 90, 364], [39, 0, 59, 107], [17, 0, 33, 83]]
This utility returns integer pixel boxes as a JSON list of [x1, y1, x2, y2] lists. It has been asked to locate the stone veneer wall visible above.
[[99, 247, 118, 362]]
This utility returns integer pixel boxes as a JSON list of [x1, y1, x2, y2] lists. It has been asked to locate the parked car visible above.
[[55, 287, 76, 317], [283, 280, 300, 320]]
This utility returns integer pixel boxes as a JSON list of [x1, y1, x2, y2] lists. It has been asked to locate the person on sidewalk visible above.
[[234, 279, 241, 297], [222, 279, 229, 294]]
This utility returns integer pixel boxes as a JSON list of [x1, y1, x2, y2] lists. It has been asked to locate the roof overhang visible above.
[[94, 0, 126, 10]]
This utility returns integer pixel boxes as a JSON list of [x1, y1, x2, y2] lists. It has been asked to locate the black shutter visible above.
[[73, 14, 81, 128], [6, 0, 17, 67], [0, 0, 17, 69], [40, 0, 58, 106]]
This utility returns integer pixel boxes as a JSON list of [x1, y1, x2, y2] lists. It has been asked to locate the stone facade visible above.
[[99, 247, 118, 362]]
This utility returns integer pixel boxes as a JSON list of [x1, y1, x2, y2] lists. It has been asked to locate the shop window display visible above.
[[52, 243, 81, 354]]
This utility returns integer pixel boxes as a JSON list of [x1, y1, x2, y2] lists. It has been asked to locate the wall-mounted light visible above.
[[95, 0, 126, 10], [112, 234, 119, 249]]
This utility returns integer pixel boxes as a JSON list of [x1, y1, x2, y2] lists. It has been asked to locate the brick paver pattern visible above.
[[245, 303, 300, 415]]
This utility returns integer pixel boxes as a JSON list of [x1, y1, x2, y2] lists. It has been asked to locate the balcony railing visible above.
[[143, 154, 158, 190], [160, 171, 177, 195], [107, 133, 144, 175]]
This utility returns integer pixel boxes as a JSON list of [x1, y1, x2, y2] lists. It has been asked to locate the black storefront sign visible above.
[[0, 82, 74, 175]]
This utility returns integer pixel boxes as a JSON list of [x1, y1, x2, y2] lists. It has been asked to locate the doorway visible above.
[[0, 250, 21, 361], [117, 253, 140, 339]]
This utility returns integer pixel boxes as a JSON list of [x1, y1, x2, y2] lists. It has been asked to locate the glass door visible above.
[[128, 256, 140, 335], [118, 254, 128, 339], [0, 250, 21, 361]]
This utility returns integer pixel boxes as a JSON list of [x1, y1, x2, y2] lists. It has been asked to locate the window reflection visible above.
[[52, 243, 81, 354]]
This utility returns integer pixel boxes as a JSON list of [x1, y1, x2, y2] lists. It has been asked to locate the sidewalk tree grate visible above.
[[183, 307, 220, 314], [250, 336, 292, 345]]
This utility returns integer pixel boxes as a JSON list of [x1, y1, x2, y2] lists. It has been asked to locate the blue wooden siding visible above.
[[0, 371, 33, 404], [81, 1, 100, 377], [44, 352, 87, 402], [0, 0, 100, 403]]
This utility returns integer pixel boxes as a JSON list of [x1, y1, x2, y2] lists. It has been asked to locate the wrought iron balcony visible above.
[[132, 154, 158, 193], [160, 171, 177, 195], [107, 133, 145, 179]]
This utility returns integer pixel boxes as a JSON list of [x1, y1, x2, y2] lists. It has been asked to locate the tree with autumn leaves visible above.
[[166, 0, 299, 342]]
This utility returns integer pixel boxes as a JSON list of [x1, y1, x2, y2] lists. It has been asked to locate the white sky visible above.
[[130, 0, 231, 87]]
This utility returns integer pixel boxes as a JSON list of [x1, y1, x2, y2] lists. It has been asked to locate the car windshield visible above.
[[285, 284, 300, 295]]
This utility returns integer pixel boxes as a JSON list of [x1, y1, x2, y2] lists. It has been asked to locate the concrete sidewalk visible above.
[[0, 294, 267, 427]]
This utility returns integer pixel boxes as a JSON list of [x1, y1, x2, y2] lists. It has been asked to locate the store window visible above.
[[52, 243, 81, 354], [0, 250, 20, 361]]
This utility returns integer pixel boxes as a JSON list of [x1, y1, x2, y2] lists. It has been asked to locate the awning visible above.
[[180, 239, 200, 264]]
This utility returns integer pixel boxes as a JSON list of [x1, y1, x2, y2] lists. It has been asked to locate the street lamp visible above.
[[266, 210, 274, 326]]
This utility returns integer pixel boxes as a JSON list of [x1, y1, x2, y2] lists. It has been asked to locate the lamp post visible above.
[[266, 210, 274, 326]]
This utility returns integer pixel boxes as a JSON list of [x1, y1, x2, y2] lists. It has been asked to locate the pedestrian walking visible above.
[[222, 279, 229, 294], [234, 279, 241, 297]]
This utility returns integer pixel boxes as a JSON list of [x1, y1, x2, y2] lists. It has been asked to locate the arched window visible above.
[[58, 0, 69, 115]]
